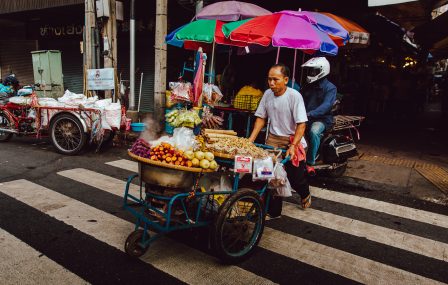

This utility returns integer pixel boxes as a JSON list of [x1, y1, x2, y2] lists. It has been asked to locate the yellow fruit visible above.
[[191, 158, 200, 167]]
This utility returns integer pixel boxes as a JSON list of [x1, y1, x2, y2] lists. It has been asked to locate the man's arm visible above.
[[307, 86, 337, 118], [248, 117, 266, 143], [286, 122, 306, 160]]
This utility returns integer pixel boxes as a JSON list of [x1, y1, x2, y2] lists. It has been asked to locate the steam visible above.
[[140, 115, 162, 143]]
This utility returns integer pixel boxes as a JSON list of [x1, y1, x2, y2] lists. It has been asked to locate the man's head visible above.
[[268, 64, 290, 96]]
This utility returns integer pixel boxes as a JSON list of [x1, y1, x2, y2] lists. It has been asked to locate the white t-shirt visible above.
[[255, 87, 308, 146]]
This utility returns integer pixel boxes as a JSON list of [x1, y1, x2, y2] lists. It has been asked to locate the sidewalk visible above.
[[325, 102, 448, 206]]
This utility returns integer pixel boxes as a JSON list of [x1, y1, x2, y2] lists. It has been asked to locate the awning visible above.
[[413, 11, 448, 48], [0, 0, 83, 14], [368, 0, 418, 7]]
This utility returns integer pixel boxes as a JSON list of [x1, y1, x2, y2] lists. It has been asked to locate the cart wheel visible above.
[[50, 114, 87, 155], [0, 112, 13, 142], [212, 188, 265, 263], [125, 229, 149, 257]]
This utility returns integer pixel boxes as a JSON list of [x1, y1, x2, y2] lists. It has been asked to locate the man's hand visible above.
[[285, 144, 296, 161]]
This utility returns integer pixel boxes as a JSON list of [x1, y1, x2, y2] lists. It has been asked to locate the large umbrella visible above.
[[280, 11, 350, 46], [195, 1, 271, 22], [321, 13, 370, 45], [165, 19, 247, 51]]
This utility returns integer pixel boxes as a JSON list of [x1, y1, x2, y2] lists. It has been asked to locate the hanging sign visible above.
[[87, 68, 115, 90], [234, 156, 253, 173]]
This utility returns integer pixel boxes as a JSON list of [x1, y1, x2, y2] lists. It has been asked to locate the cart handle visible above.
[[254, 143, 286, 153], [280, 156, 291, 164]]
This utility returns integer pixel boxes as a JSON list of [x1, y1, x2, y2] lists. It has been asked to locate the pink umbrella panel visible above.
[[195, 1, 271, 22]]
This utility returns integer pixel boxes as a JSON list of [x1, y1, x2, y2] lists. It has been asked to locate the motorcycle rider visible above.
[[301, 57, 337, 166]]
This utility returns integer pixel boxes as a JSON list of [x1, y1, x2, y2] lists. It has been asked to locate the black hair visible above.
[[270, 63, 290, 78]]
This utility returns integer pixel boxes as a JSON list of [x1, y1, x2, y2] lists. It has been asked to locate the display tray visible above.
[[212, 151, 235, 160], [128, 151, 215, 173]]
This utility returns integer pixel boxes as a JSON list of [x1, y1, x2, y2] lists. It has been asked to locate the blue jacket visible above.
[[302, 78, 337, 130]]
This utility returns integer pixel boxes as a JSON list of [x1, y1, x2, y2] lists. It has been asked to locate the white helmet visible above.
[[301, 57, 330, 84]]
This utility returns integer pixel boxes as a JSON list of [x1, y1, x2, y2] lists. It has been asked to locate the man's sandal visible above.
[[301, 194, 312, 209]]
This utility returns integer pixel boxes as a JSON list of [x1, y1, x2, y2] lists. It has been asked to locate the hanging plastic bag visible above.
[[172, 127, 197, 151], [203, 83, 223, 106], [169, 82, 193, 102], [253, 156, 275, 181], [269, 163, 292, 197]]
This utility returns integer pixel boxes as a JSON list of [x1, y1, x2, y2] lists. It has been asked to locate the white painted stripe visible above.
[[58, 168, 141, 198], [282, 202, 448, 262], [106, 159, 138, 173], [0, 180, 275, 285], [261, 227, 444, 285], [59, 169, 446, 284], [0, 228, 88, 285], [108, 159, 448, 230], [310, 187, 448, 229]]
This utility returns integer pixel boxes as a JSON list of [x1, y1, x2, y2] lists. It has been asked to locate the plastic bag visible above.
[[105, 100, 121, 128], [203, 83, 223, 106], [252, 156, 275, 181], [58, 90, 86, 106], [169, 82, 193, 102], [269, 163, 292, 197], [172, 127, 197, 151]]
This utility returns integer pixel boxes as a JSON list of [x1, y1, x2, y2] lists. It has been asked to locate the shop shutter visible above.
[[40, 40, 83, 93], [0, 40, 37, 86], [117, 38, 155, 112]]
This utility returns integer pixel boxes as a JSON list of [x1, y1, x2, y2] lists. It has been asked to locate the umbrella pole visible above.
[[300, 52, 305, 86], [209, 41, 216, 84], [292, 49, 297, 86], [275, 47, 280, 64]]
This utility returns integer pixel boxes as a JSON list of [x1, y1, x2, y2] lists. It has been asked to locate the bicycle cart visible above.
[[123, 146, 288, 263]]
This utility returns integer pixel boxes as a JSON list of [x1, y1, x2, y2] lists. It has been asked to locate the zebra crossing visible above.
[[1, 158, 447, 285]]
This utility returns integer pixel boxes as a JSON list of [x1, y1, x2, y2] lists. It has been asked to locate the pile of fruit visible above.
[[165, 109, 202, 128], [129, 138, 152, 158], [130, 139, 218, 170]]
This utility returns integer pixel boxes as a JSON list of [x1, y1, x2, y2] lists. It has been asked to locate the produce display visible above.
[[205, 134, 269, 158], [165, 109, 202, 128], [130, 138, 219, 170]]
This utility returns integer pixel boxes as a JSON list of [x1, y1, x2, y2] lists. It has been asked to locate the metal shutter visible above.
[[0, 40, 37, 86], [117, 38, 155, 112]]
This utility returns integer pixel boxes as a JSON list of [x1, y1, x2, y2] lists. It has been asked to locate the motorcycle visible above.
[[306, 100, 364, 177]]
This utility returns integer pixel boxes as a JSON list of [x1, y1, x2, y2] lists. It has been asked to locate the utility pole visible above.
[[195, 0, 203, 14], [102, 0, 117, 99], [154, 0, 167, 126], [84, 0, 96, 95]]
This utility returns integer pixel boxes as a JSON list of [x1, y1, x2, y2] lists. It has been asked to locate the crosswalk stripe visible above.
[[107, 159, 448, 229], [106, 159, 138, 173], [281, 202, 448, 262], [261, 227, 444, 285], [0, 179, 276, 285], [60, 168, 446, 284], [310, 187, 448, 229], [0, 228, 89, 285]]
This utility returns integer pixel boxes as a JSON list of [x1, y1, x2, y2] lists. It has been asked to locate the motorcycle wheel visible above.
[[0, 112, 13, 142]]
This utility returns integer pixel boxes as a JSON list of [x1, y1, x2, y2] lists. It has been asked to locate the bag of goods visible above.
[[201, 105, 223, 129], [17, 87, 33, 96], [9, 96, 32, 105], [58, 90, 86, 106], [252, 157, 275, 181], [38, 98, 63, 107], [165, 109, 202, 129], [105, 100, 121, 128], [203, 83, 223, 106], [269, 163, 293, 197], [169, 82, 193, 103]]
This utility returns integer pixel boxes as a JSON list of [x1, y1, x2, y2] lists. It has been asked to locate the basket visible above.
[[232, 94, 262, 111], [131, 122, 146, 132]]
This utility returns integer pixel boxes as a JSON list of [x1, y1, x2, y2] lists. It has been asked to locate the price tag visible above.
[[234, 155, 253, 173]]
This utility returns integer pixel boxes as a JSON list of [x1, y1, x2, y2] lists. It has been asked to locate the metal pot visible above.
[[139, 162, 196, 189]]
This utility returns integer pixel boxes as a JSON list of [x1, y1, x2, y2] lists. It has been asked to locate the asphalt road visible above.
[[1, 137, 448, 285]]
